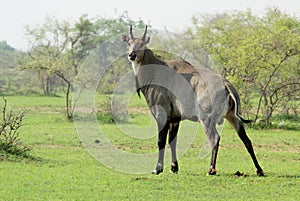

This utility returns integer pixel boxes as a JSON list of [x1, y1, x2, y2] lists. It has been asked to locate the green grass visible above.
[[0, 95, 299, 200]]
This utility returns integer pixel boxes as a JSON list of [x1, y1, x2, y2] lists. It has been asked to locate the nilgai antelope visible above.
[[122, 26, 264, 176]]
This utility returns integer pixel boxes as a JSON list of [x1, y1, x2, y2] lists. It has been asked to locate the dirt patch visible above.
[[234, 171, 249, 177], [128, 107, 150, 114]]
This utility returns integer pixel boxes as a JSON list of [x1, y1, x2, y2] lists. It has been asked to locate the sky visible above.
[[1, 0, 299, 50]]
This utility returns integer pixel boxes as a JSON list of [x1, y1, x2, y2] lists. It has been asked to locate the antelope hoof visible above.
[[170, 161, 179, 174], [207, 168, 217, 175], [152, 168, 163, 175], [257, 169, 264, 177], [152, 164, 163, 175]]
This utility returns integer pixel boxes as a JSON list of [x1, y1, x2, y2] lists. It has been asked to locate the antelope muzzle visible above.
[[129, 52, 137, 61]]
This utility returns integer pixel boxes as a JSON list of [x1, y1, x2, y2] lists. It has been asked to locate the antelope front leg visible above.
[[169, 122, 180, 173], [152, 122, 169, 175]]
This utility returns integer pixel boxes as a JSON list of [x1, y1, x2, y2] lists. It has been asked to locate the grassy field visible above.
[[0, 95, 299, 200]]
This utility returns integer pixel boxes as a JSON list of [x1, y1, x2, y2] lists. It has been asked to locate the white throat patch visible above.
[[131, 60, 140, 76]]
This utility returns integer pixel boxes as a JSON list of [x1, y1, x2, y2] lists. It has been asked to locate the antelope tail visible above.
[[224, 79, 252, 124]]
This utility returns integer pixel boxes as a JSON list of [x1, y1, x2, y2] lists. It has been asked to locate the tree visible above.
[[20, 16, 97, 118], [0, 41, 15, 51], [0, 41, 29, 95], [189, 8, 300, 128]]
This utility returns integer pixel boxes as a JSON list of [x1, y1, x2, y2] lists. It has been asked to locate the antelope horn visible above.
[[130, 25, 134, 39], [141, 25, 148, 41]]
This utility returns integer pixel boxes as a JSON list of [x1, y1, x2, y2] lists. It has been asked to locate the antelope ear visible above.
[[146, 37, 151, 43], [122, 35, 130, 42]]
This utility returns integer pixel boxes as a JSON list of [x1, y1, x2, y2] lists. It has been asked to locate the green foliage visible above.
[[93, 11, 145, 45], [189, 8, 300, 128], [96, 94, 115, 123], [0, 44, 17, 69], [97, 57, 131, 94], [96, 94, 135, 124], [265, 114, 300, 130]]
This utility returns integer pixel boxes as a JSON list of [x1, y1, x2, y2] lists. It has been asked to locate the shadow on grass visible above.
[[0, 152, 45, 164], [271, 173, 300, 179], [278, 175, 300, 179]]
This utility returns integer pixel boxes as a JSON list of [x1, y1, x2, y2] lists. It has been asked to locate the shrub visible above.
[[0, 98, 30, 158]]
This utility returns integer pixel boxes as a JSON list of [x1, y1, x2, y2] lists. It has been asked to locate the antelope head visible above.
[[122, 25, 151, 67], [122, 25, 150, 97]]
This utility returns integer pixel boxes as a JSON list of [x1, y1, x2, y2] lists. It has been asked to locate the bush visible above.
[[97, 94, 129, 124], [0, 98, 30, 158]]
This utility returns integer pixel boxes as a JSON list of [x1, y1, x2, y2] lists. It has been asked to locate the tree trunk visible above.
[[54, 70, 73, 120], [65, 81, 73, 120]]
